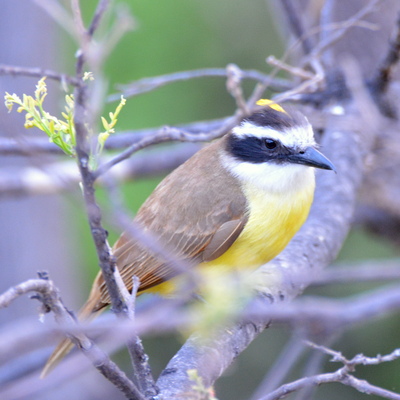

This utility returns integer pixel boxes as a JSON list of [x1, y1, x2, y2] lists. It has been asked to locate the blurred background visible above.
[[0, 1, 399, 399]]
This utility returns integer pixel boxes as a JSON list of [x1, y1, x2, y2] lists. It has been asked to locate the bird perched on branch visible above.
[[42, 99, 335, 377]]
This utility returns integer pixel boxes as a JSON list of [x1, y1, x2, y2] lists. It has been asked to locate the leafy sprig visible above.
[[4, 77, 126, 167]]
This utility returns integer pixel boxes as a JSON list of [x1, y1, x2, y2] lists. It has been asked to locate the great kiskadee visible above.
[[41, 100, 334, 377]]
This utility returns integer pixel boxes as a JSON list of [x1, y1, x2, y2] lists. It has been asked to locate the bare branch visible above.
[[74, 84, 126, 316], [88, 0, 110, 37], [33, 0, 76, 39], [112, 271, 158, 398], [0, 275, 145, 400], [93, 122, 238, 179], [250, 334, 306, 400], [280, 0, 314, 54], [0, 64, 80, 86], [311, 259, 400, 286], [0, 143, 198, 198], [266, 56, 315, 79], [259, 350, 400, 400], [111, 68, 292, 101], [0, 279, 57, 310], [292, 335, 338, 400], [309, 0, 382, 62], [371, 13, 400, 94], [0, 118, 223, 155], [226, 64, 249, 114]]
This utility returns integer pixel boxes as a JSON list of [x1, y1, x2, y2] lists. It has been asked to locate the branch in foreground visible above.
[[121, 277, 158, 398], [3, 280, 400, 375], [311, 259, 400, 286], [2, 277, 400, 400], [156, 102, 373, 397], [260, 344, 400, 400], [0, 276, 145, 400]]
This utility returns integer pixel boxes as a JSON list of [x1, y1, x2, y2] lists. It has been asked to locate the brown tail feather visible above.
[[40, 278, 105, 378]]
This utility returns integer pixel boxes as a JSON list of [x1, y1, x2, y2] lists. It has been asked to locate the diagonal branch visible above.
[[280, 0, 314, 54]]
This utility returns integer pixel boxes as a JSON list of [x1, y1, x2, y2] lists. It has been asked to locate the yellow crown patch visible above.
[[256, 99, 287, 114]]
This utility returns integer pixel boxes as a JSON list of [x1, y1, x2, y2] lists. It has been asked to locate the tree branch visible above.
[[280, 0, 314, 54], [371, 13, 400, 94], [259, 343, 400, 400], [0, 64, 80, 86], [0, 275, 145, 400], [110, 68, 292, 101]]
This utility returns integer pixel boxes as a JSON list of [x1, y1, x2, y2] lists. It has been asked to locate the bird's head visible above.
[[222, 100, 335, 192]]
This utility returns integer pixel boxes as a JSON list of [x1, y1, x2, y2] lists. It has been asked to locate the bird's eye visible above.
[[264, 139, 277, 150]]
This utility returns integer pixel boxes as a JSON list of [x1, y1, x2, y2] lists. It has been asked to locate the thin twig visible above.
[[372, 13, 400, 94], [93, 119, 239, 179], [259, 359, 400, 400], [71, 0, 89, 77], [226, 64, 249, 114], [0, 278, 57, 310], [113, 270, 159, 398], [88, 0, 110, 36], [311, 259, 400, 286], [0, 118, 224, 155], [250, 334, 306, 400], [0, 64, 80, 86], [266, 56, 315, 80], [308, 0, 382, 62], [127, 314, 158, 398], [293, 335, 338, 400], [110, 68, 292, 101], [73, 82, 125, 315], [33, 0, 77, 39], [280, 0, 313, 54], [101, 175, 161, 398]]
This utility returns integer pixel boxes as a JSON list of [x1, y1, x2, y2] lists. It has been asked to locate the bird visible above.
[[41, 99, 335, 377]]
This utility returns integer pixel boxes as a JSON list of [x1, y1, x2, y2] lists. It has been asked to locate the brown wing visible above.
[[95, 138, 248, 307]]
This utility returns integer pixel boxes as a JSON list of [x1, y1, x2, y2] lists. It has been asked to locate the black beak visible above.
[[287, 147, 336, 171]]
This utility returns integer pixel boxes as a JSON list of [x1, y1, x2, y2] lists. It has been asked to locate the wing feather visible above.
[[97, 139, 248, 307]]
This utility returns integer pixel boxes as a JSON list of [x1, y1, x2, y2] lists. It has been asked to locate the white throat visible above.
[[220, 151, 316, 195]]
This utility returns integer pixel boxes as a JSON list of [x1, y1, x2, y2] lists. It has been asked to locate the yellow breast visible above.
[[200, 176, 315, 272]]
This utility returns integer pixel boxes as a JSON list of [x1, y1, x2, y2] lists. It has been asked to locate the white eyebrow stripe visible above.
[[232, 121, 316, 149]]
